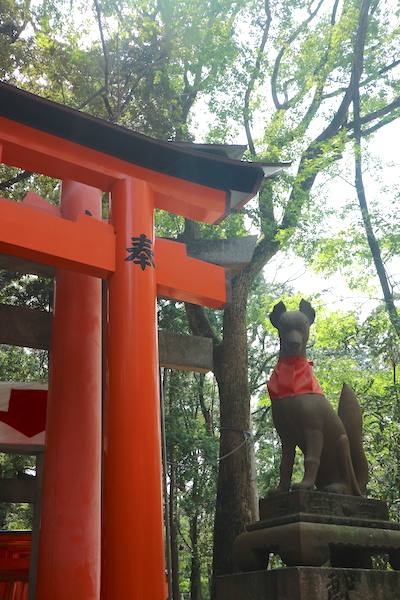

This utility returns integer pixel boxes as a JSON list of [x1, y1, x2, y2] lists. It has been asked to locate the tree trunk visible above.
[[169, 460, 181, 600], [189, 511, 203, 600], [353, 77, 400, 339], [167, 371, 181, 600], [211, 277, 253, 596], [248, 414, 260, 521]]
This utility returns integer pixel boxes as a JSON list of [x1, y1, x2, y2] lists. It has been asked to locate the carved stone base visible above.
[[217, 567, 400, 600], [233, 490, 400, 571]]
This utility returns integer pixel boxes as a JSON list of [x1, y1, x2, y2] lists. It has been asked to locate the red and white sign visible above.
[[0, 382, 48, 445]]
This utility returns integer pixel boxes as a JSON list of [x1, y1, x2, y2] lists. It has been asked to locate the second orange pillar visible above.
[[36, 181, 102, 600], [102, 178, 166, 599]]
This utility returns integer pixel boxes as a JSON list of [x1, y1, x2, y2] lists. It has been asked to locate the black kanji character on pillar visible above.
[[125, 234, 155, 270]]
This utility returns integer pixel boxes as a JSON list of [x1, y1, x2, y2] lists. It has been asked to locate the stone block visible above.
[[259, 490, 389, 524], [217, 567, 400, 600], [234, 492, 400, 571], [185, 236, 257, 277], [0, 303, 52, 350], [0, 303, 214, 372], [158, 330, 213, 373]]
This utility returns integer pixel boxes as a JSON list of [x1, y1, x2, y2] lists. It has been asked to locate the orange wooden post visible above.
[[102, 178, 165, 599], [36, 181, 102, 600]]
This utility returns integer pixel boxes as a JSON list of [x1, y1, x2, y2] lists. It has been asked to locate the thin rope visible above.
[[167, 428, 252, 466], [217, 437, 248, 462], [217, 428, 251, 462]]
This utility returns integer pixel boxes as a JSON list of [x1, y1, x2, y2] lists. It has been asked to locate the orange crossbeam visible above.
[[155, 238, 230, 308], [0, 118, 228, 224], [0, 197, 115, 278], [0, 558, 30, 571], [0, 197, 229, 307]]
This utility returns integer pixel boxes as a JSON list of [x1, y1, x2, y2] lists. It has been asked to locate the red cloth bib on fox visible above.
[[267, 356, 324, 399]]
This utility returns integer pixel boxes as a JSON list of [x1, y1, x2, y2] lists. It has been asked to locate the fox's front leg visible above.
[[268, 436, 295, 496], [293, 429, 323, 490]]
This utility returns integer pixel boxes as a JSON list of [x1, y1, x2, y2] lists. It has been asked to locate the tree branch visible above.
[[76, 86, 106, 110], [362, 113, 399, 136], [180, 70, 202, 126], [0, 170, 32, 191], [250, 0, 373, 284], [346, 95, 400, 133], [184, 303, 220, 345], [353, 58, 400, 338], [93, 0, 112, 119], [363, 59, 400, 85], [267, 0, 345, 149], [243, 0, 271, 155], [102, 93, 114, 121], [322, 59, 400, 103], [271, 0, 325, 110], [314, 0, 371, 145], [249, 351, 277, 394], [119, 52, 168, 115]]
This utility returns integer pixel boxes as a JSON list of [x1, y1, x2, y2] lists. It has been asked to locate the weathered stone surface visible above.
[[257, 490, 390, 528], [234, 520, 400, 571], [0, 303, 52, 350], [217, 567, 400, 600], [0, 303, 214, 372], [234, 492, 400, 572], [0, 253, 55, 277], [185, 236, 257, 278], [0, 477, 37, 503], [158, 330, 213, 373]]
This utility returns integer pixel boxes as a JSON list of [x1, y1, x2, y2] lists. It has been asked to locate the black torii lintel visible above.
[[0, 82, 289, 222]]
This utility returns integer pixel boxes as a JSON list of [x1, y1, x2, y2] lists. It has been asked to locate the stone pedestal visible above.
[[217, 567, 400, 600], [218, 491, 400, 600], [234, 490, 400, 571]]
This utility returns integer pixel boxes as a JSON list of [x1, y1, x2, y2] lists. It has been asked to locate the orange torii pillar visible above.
[[36, 181, 102, 600], [102, 177, 166, 599]]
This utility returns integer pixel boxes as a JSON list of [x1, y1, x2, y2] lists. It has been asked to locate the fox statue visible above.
[[267, 299, 368, 496]]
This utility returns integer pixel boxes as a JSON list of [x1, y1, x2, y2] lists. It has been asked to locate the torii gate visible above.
[[0, 83, 286, 600]]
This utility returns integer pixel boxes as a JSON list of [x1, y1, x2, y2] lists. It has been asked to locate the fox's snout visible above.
[[281, 329, 304, 351]]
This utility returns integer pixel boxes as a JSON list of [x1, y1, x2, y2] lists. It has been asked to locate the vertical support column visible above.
[[36, 181, 102, 600], [102, 178, 165, 599], [28, 451, 44, 600]]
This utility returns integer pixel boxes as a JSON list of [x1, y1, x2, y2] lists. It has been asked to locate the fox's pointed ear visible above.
[[269, 301, 286, 328], [299, 299, 315, 325]]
